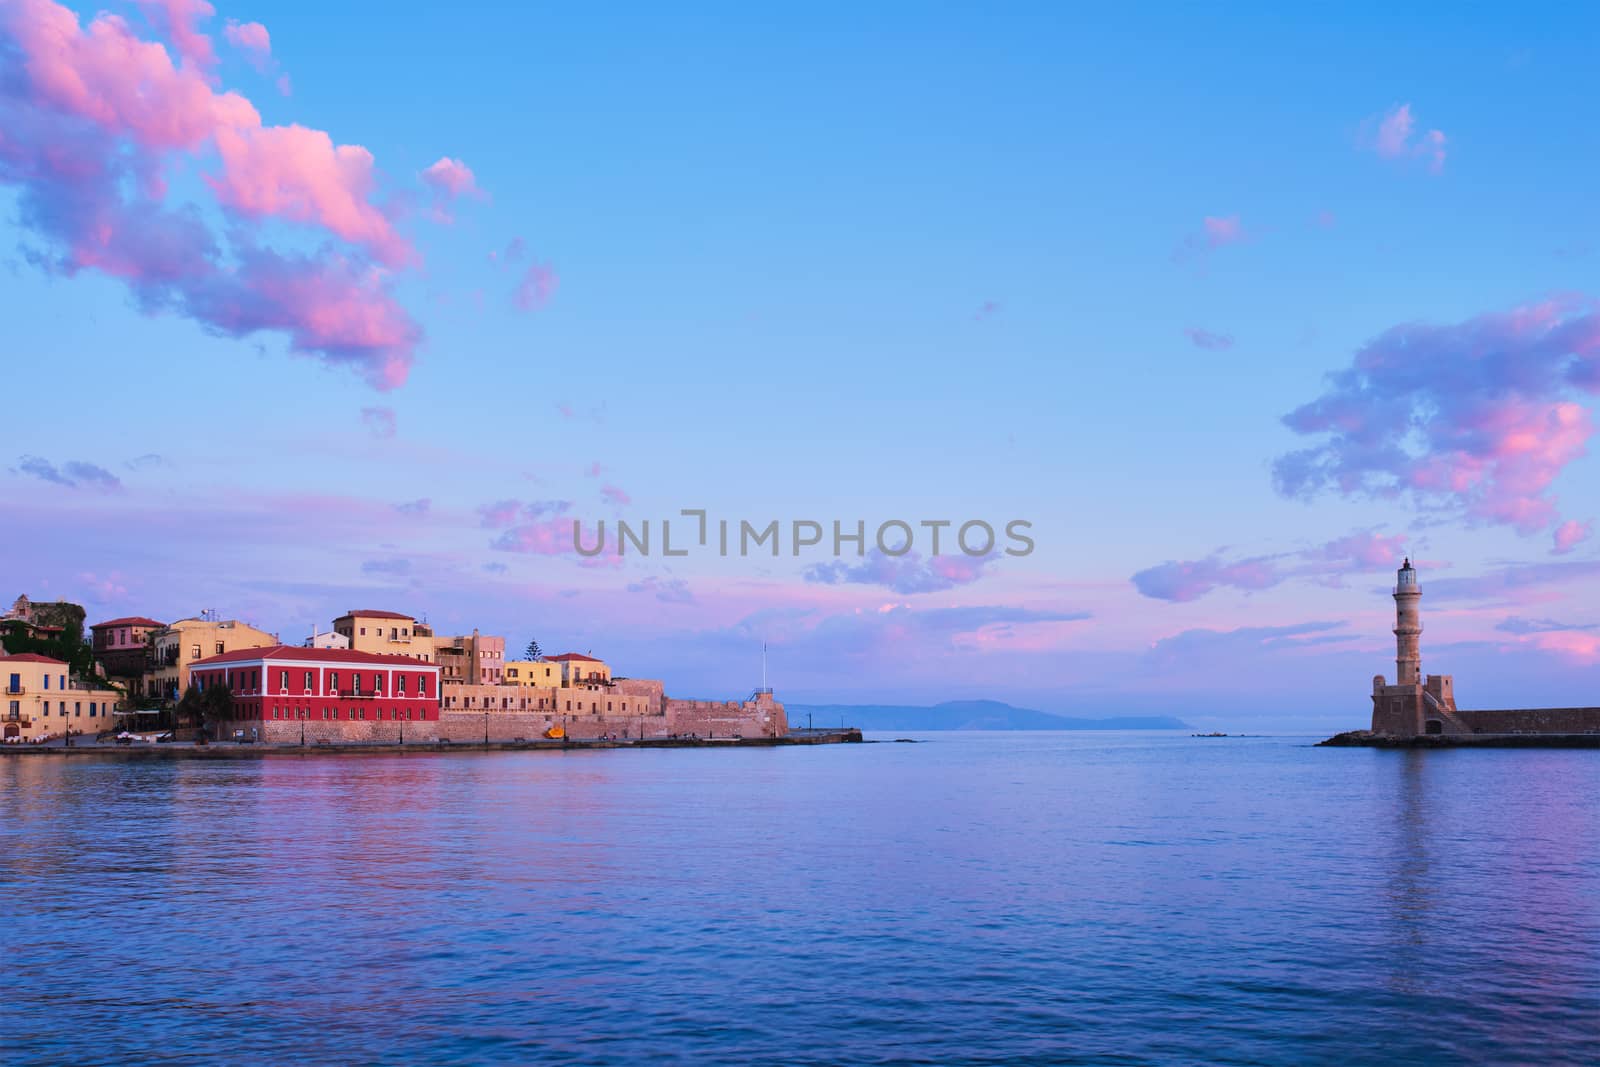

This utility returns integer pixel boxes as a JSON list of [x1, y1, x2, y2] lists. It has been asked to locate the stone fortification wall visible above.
[[1458, 708, 1600, 735]]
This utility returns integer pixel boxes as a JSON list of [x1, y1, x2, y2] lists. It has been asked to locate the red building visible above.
[[189, 645, 442, 727]]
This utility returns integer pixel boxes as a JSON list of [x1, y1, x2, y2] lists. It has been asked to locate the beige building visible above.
[[431, 629, 505, 685], [143, 617, 276, 702], [333, 610, 432, 660], [547, 652, 611, 686], [2, 653, 123, 742], [504, 659, 561, 687]]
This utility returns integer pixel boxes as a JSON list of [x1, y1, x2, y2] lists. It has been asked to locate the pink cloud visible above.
[[419, 156, 484, 222], [492, 517, 575, 556], [805, 550, 998, 595], [1133, 530, 1408, 602], [1369, 103, 1447, 173], [0, 0, 423, 388], [1526, 629, 1600, 664], [420, 157, 478, 198], [477, 499, 522, 529], [360, 405, 396, 439], [1553, 519, 1593, 555], [600, 484, 631, 507], [512, 263, 558, 311], [136, 0, 217, 73], [974, 300, 1001, 321], [1276, 298, 1600, 534], [223, 19, 270, 62], [210, 125, 413, 267], [1184, 327, 1234, 350], [584, 461, 602, 477], [1175, 214, 1249, 263]]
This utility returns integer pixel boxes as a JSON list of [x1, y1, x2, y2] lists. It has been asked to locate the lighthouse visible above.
[[1393, 558, 1422, 686]]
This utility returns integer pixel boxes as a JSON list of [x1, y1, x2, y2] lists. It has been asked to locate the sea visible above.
[[2, 732, 1597, 1065]]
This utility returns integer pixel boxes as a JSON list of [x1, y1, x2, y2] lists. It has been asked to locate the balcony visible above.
[[336, 689, 380, 699], [4, 685, 24, 695]]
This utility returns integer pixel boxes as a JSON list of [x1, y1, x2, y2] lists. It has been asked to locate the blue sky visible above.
[[3, 1, 1599, 730]]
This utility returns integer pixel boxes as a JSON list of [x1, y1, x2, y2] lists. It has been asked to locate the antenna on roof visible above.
[[762, 641, 767, 691]]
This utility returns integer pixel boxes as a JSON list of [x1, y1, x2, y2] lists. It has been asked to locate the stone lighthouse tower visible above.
[[1393, 558, 1422, 686]]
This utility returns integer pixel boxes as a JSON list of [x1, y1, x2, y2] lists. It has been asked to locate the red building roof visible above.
[[547, 652, 602, 662], [0, 653, 68, 664], [190, 645, 440, 668], [336, 609, 414, 620], [91, 616, 164, 629]]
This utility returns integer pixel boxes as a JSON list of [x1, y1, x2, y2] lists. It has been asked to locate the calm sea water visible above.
[[3, 732, 1597, 1066]]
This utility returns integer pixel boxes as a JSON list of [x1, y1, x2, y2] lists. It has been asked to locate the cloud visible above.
[[394, 498, 431, 516], [125, 453, 167, 471], [361, 557, 410, 576], [1131, 554, 1279, 603], [1175, 215, 1248, 263], [14, 455, 123, 492], [1274, 298, 1600, 534], [503, 236, 525, 263], [804, 549, 998, 595], [0, 0, 426, 389], [482, 562, 508, 574], [512, 263, 558, 311], [1184, 327, 1234, 350], [492, 517, 575, 556], [477, 499, 522, 528], [360, 405, 396, 439], [136, 0, 217, 72], [1369, 103, 1447, 173], [222, 18, 270, 65], [524, 500, 571, 518], [1132, 530, 1407, 602], [974, 300, 1001, 321], [1495, 615, 1597, 635], [1553, 519, 1593, 555], [600, 484, 631, 507], [420, 156, 483, 221], [626, 576, 696, 604], [1422, 560, 1600, 604], [1145, 621, 1353, 672]]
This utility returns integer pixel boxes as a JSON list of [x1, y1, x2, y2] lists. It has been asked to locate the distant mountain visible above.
[[788, 700, 1188, 732]]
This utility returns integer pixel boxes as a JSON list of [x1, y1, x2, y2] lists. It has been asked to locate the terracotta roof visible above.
[[336, 609, 415, 620], [547, 652, 602, 662], [190, 645, 441, 668], [91, 616, 164, 629], [0, 653, 68, 664]]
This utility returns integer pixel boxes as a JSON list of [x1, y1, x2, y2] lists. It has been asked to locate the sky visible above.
[[3, 0, 1599, 731]]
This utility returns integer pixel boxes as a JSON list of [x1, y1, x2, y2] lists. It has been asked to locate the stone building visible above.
[[1369, 559, 1600, 738]]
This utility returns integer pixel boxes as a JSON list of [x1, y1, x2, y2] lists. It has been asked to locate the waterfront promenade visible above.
[[0, 728, 863, 758]]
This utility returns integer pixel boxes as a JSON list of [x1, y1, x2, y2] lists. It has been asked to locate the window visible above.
[[330, 672, 339, 692], [402, 628, 409, 637], [215, 642, 224, 655], [374, 674, 384, 694], [75, 703, 82, 717], [304, 670, 313, 692], [390, 628, 397, 639], [90, 703, 97, 717], [419, 676, 429, 696], [397, 676, 406, 696], [280, 670, 289, 691], [43, 674, 50, 690], [360, 627, 367, 636], [192, 644, 201, 659]]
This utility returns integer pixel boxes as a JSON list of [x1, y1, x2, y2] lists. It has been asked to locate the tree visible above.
[[201, 684, 234, 732], [176, 684, 204, 729], [524, 638, 542, 661]]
